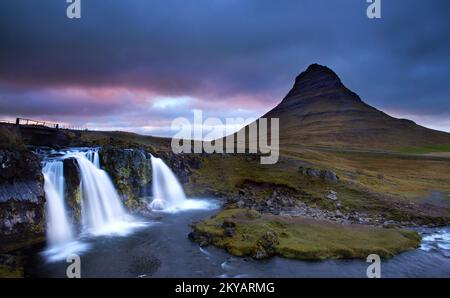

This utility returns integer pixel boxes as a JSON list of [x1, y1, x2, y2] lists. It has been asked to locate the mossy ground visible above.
[[186, 149, 450, 224], [193, 209, 421, 260]]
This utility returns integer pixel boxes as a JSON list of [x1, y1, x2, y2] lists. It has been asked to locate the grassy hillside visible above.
[[186, 150, 450, 224]]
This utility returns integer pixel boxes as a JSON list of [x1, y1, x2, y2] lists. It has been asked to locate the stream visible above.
[[26, 199, 450, 278], [24, 147, 450, 278]]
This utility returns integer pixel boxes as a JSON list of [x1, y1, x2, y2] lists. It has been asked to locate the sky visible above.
[[1, 0, 450, 136]]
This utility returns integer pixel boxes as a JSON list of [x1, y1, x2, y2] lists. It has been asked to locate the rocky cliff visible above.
[[0, 148, 45, 250]]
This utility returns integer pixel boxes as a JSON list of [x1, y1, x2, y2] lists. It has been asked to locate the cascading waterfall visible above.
[[42, 148, 144, 261], [149, 155, 187, 210], [84, 149, 100, 168], [42, 160, 74, 248], [67, 150, 130, 235]]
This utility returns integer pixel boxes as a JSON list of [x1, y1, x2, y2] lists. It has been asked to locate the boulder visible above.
[[326, 190, 338, 201], [253, 231, 279, 259], [299, 166, 339, 183]]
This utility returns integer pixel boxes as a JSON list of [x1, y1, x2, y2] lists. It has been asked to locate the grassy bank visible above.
[[191, 209, 421, 260]]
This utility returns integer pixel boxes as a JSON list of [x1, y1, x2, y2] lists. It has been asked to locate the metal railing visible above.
[[0, 118, 88, 131], [15, 118, 60, 129]]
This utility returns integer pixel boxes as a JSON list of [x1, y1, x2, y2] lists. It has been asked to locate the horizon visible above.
[[1, 0, 450, 136]]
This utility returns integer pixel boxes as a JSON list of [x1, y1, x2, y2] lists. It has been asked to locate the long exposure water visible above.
[[34, 148, 450, 277]]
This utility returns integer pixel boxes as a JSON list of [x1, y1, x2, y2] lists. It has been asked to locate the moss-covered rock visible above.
[[189, 209, 421, 260], [99, 146, 152, 211], [63, 158, 82, 223]]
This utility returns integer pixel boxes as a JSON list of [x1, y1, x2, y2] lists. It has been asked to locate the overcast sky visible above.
[[1, 0, 449, 136]]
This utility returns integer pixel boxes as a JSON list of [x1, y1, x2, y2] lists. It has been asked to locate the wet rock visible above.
[[100, 147, 152, 211], [63, 158, 82, 223], [188, 230, 211, 247]]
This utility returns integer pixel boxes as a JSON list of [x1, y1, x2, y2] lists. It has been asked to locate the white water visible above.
[[149, 155, 218, 212], [420, 227, 450, 257], [42, 148, 145, 262], [42, 161, 74, 247], [84, 149, 100, 168], [68, 151, 134, 236], [149, 155, 187, 210]]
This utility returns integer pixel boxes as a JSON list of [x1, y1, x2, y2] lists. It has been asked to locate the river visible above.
[[25, 198, 450, 278]]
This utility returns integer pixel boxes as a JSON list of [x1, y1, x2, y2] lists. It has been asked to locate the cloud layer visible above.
[[1, 0, 449, 135]]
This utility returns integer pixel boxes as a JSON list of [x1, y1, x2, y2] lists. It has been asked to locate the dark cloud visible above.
[[0, 0, 449, 133]]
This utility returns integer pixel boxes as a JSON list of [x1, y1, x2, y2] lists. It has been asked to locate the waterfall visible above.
[[84, 149, 100, 168], [41, 148, 147, 261], [69, 151, 129, 235], [42, 161, 74, 248], [149, 155, 187, 210]]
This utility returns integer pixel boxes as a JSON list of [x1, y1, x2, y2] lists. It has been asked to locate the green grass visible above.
[[193, 209, 421, 260], [399, 144, 450, 154]]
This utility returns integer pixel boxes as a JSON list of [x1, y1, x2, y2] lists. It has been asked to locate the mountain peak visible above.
[[285, 64, 350, 100]]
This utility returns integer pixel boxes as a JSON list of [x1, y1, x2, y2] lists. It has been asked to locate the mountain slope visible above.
[[256, 64, 450, 151]]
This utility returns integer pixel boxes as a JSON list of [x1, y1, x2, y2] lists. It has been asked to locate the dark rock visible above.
[[253, 231, 279, 260], [188, 230, 211, 247], [223, 227, 236, 237], [63, 158, 82, 223], [0, 149, 45, 243], [299, 166, 339, 183], [321, 170, 339, 182], [326, 190, 338, 201], [222, 219, 236, 229]]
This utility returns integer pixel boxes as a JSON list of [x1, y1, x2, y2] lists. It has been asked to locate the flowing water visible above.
[[41, 148, 144, 262], [42, 161, 74, 248], [35, 147, 450, 277], [27, 201, 450, 277], [149, 155, 187, 210], [68, 151, 131, 235]]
